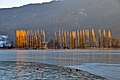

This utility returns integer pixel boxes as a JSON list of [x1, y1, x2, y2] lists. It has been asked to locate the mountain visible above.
[[0, 0, 120, 42]]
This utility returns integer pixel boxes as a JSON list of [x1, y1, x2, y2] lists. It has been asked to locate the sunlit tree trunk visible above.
[[103, 29, 107, 48], [98, 29, 102, 48], [91, 29, 97, 47], [77, 30, 80, 48], [85, 29, 89, 48], [58, 30, 61, 49], [108, 30, 112, 48], [71, 31, 76, 49], [63, 31, 67, 48]]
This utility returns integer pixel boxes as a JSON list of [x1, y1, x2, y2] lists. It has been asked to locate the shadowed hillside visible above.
[[0, 0, 120, 42]]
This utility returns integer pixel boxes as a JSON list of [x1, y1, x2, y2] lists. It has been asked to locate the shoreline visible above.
[[0, 61, 107, 80], [0, 47, 120, 50]]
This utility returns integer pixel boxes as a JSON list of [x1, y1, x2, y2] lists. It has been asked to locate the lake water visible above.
[[0, 49, 120, 66], [0, 49, 120, 80]]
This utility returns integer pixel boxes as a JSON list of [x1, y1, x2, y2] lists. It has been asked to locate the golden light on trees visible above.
[[54, 32, 56, 41], [98, 29, 102, 48], [103, 29, 107, 47], [79, 30, 83, 48], [103, 30, 107, 39], [108, 30, 112, 47], [16, 29, 46, 49], [63, 31, 67, 47], [77, 30, 80, 48], [16, 28, 115, 49], [71, 31, 76, 48], [85, 29, 89, 42], [58, 30, 61, 44], [92, 29, 96, 43], [72, 31, 76, 39], [43, 30, 46, 42], [108, 30, 111, 40]]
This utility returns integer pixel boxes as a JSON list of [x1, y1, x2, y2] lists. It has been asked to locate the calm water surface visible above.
[[0, 49, 120, 80], [0, 49, 120, 66]]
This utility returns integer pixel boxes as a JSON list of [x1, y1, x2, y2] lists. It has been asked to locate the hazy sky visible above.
[[0, 0, 52, 8]]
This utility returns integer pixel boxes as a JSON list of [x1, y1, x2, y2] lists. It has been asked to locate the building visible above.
[[0, 35, 13, 48]]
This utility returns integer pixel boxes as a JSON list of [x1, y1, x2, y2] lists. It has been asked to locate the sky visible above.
[[0, 0, 52, 8]]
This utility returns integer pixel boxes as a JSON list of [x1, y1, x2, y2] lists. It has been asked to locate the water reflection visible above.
[[0, 50, 119, 66], [13, 50, 120, 66]]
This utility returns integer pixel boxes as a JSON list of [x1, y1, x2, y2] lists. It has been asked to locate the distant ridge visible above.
[[0, 0, 120, 42], [0, 0, 57, 9]]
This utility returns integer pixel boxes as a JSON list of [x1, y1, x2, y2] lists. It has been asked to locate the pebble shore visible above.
[[0, 61, 107, 80]]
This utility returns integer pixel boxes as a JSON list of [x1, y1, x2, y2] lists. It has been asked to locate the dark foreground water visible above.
[[0, 49, 120, 80]]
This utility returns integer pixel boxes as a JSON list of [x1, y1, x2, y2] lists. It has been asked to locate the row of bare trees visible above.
[[16, 30, 46, 49], [51, 29, 112, 49], [16, 29, 119, 49]]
